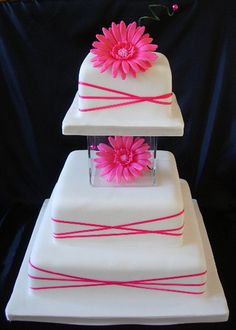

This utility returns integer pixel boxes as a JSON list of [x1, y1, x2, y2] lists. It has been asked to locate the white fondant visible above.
[[29, 181, 206, 293], [50, 150, 184, 246], [62, 53, 184, 136], [6, 197, 229, 325], [80, 52, 171, 111]]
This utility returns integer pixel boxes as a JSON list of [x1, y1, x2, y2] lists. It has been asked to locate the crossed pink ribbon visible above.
[[78, 81, 173, 112]]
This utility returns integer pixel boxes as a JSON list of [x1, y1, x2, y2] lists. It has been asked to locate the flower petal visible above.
[[129, 165, 141, 177], [127, 60, 140, 73], [129, 67, 136, 77], [92, 60, 104, 68], [124, 167, 136, 182], [132, 26, 145, 44], [96, 151, 114, 160], [98, 143, 114, 152], [115, 164, 124, 183], [107, 167, 117, 182], [122, 136, 128, 145], [111, 22, 121, 42], [121, 60, 130, 74], [134, 59, 151, 70], [135, 145, 150, 153], [131, 162, 144, 171], [91, 49, 109, 57], [119, 20, 127, 42], [91, 55, 99, 62], [135, 152, 152, 160], [139, 44, 158, 52], [125, 136, 133, 150], [127, 21, 137, 41], [142, 33, 150, 39], [96, 162, 111, 169], [100, 164, 115, 176], [108, 136, 116, 148], [136, 37, 153, 48], [138, 52, 157, 61], [115, 136, 122, 148], [100, 58, 115, 73], [131, 138, 145, 150], [112, 60, 121, 78], [102, 27, 117, 45], [108, 136, 117, 148], [120, 68, 126, 80], [96, 34, 114, 48], [137, 159, 152, 166], [92, 41, 111, 51]]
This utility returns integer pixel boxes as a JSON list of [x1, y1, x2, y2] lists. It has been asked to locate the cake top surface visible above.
[[63, 21, 184, 136]]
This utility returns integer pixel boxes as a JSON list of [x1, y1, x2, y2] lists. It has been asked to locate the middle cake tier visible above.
[[50, 150, 184, 246]]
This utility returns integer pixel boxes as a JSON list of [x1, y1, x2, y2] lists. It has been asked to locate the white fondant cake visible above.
[[50, 150, 184, 246], [63, 53, 184, 136], [29, 178, 207, 296], [5, 21, 229, 325]]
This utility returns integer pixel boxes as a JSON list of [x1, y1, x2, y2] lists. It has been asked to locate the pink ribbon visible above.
[[52, 209, 185, 239], [78, 81, 173, 112], [28, 259, 206, 294]]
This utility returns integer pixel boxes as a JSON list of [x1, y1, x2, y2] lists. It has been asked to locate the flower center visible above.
[[114, 148, 133, 166], [111, 42, 136, 60], [117, 48, 128, 58], [120, 153, 128, 161]]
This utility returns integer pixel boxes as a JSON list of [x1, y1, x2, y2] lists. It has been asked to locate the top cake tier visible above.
[[63, 22, 184, 136]]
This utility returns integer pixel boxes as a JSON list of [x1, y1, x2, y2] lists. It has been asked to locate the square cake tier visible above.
[[29, 180, 207, 296], [50, 150, 184, 246], [62, 53, 184, 136]]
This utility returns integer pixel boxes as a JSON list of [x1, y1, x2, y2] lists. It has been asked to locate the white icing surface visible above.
[[62, 52, 184, 136], [29, 180, 207, 294], [79, 52, 171, 111], [50, 150, 184, 246]]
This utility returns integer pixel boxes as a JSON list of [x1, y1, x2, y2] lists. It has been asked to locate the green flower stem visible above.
[[138, 4, 175, 26]]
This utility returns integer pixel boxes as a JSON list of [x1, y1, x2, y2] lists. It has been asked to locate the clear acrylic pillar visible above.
[[88, 136, 158, 187]]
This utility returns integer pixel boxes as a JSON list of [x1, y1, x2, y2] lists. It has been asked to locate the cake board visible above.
[[5, 198, 229, 325]]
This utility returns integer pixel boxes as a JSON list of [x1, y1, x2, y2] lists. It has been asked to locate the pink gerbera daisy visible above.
[[94, 136, 152, 183], [91, 21, 158, 80]]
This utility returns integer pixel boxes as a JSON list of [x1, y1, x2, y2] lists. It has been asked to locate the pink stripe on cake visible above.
[[52, 209, 184, 239], [28, 259, 207, 295], [78, 82, 172, 112]]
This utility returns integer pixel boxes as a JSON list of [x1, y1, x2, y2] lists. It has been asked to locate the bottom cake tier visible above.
[[28, 180, 207, 296], [5, 194, 229, 324]]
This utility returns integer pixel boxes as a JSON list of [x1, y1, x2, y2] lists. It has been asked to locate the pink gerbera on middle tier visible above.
[[91, 21, 158, 80], [94, 136, 152, 183]]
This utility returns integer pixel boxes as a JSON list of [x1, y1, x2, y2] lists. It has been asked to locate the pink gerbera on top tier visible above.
[[94, 136, 152, 183], [91, 21, 158, 80]]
